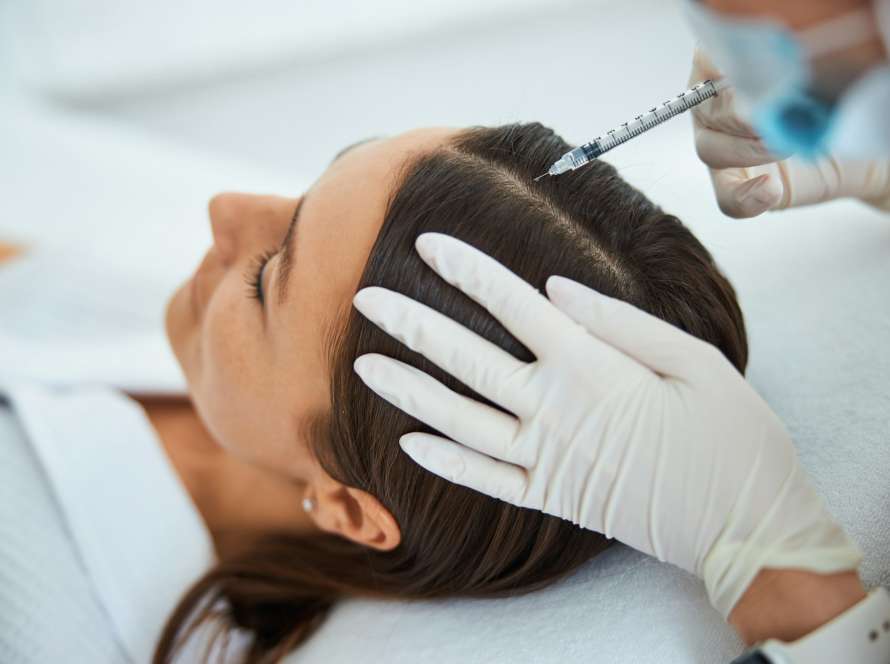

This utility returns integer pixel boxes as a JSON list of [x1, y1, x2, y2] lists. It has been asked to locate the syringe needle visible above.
[[533, 173, 549, 182]]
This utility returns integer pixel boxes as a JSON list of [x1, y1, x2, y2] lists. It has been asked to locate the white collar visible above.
[[5, 382, 215, 664]]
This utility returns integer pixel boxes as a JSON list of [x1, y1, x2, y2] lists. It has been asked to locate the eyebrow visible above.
[[275, 199, 303, 306], [276, 137, 377, 306], [332, 136, 378, 163]]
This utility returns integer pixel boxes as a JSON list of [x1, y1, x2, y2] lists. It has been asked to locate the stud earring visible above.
[[302, 497, 316, 513]]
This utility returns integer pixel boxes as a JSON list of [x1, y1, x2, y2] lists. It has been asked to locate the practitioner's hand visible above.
[[352, 232, 861, 620], [690, 49, 890, 217]]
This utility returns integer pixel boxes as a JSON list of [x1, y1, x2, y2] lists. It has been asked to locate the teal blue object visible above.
[[752, 91, 835, 159]]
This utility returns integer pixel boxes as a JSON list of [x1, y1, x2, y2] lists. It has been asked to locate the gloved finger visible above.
[[689, 49, 789, 171], [695, 126, 778, 169], [400, 432, 529, 506], [709, 169, 783, 219], [353, 286, 527, 411], [852, 160, 890, 208], [414, 233, 574, 358], [354, 353, 530, 467], [727, 153, 890, 212], [545, 275, 711, 378], [769, 156, 857, 209], [827, 158, 890, 207]]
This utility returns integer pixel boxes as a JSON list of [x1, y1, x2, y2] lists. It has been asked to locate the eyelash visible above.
[[244, 250, 275, 305]]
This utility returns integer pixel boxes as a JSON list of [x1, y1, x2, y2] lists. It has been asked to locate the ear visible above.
[[304, 480, 401, 551]]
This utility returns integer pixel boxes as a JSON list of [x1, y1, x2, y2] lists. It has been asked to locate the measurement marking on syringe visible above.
[[540, 80, 728, 178]]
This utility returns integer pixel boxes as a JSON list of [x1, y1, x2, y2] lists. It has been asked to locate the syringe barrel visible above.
[[580, 141, 606, 161], [544, 79, 726, 178], [575, 79, 725, 165]]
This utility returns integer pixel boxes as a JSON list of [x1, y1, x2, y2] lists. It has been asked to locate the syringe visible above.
[[536, 78, 729, 180]]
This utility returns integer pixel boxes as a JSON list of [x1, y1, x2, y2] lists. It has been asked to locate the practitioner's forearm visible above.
[[729, 568, 867, 645]]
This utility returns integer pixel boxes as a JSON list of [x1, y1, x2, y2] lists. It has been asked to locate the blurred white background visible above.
[[0, 0, 713, 300], [0, 0, 696, 181]]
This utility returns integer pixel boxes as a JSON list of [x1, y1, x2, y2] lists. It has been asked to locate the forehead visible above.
[[302, 127, 455, 287], [315, 126, 458, 218], [277, 127, 457, 362]]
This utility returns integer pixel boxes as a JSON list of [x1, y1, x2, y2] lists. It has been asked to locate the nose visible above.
[[207, 192, 299, 267], [207, 192, 247, 266]]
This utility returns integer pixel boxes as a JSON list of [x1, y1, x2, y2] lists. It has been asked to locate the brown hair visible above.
[[155, 123, 747, 663]]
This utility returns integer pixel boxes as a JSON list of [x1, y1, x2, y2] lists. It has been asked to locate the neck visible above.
[[134, 396, 317, 559]]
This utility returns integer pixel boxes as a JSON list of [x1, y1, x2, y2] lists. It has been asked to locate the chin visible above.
[[164, 282, 192, 375]]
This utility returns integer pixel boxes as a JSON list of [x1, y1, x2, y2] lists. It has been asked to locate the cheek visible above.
[[182, 276, 328, 477], [164, 280, 196, 367], [192, 288, 272, 458], [195, 304, 321, 477]]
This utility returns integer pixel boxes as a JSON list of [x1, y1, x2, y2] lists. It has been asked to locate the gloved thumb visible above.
[[711, 170, 783, 219]]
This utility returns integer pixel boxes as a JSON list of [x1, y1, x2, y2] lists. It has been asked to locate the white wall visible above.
[[2, 0, 585, 100]]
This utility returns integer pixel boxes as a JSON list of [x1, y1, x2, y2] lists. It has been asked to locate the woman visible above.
[[0, 123, 746, 664], [156, 121, 747, 662]]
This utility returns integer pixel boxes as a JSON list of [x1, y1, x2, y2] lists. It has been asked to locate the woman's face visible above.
[[166, 128, 455, 485]]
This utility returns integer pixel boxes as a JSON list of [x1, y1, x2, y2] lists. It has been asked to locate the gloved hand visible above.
[[690, 49, 890, 217], [352, 232, 861, 619]]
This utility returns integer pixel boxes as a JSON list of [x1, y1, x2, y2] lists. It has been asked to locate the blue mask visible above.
[[685, 2, 884, 159]]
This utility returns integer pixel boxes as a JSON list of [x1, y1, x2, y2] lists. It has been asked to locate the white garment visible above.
[[0, 383, 214, 664], [0, 248, 227, 662], [0, 402, 129, 664]]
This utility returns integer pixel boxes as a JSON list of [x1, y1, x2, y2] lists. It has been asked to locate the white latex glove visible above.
[[691, 50, 890, 217], [352, 233, 861, 618]]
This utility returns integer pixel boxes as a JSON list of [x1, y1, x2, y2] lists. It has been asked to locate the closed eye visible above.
[[245, 250, 275, 305]]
